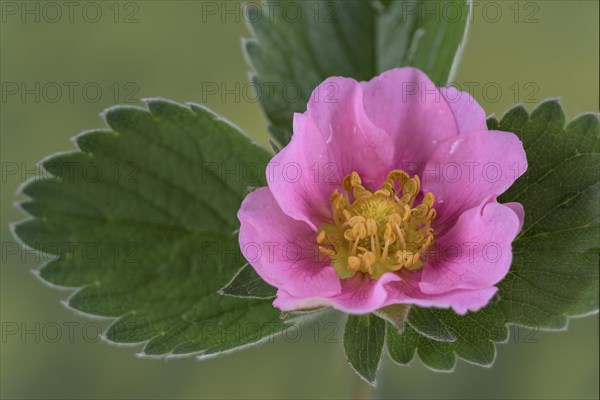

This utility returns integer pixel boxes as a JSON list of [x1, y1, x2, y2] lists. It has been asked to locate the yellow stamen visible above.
[[316, 169, 437, 279]]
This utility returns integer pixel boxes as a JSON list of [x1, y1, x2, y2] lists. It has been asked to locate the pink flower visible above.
[[238, 68, 527, 315]]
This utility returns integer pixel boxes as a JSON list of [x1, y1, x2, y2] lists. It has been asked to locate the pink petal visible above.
[[422, 130, 527, 226], [274, 271, 498, 315], [423, 287, 498, 315], [432, 287, 498, 315], [273, 272, 401, 314], [360, 67, 458, 169], [332, 272, 402, 313], [383, 283, 498, 315], [504, 202, 525, 231], [266, 114, 335, 230], [268, 77, 394, 229], [238, 187, 341, 298], [441, 86, 488, 133], [419, 199, 522, 295]]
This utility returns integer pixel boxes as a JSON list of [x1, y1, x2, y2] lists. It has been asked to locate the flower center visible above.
[[317, 170, 436, 280]]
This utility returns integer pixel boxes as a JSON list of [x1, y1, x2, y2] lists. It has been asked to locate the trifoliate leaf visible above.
[[13, 98, 294, 358], [344, 314, 386, 385], [387, 100, 599, 370], [244, 0, 471, 144]]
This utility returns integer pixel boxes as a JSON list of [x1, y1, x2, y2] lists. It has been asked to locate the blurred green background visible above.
[[1, 1, 598, 399]]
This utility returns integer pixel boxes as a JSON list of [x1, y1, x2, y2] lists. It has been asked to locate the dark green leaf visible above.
[[407, 307, 456, 343], [13, 98, 293, 358], [219, 263, 277, 299], [387, 100, 599, 370], [344, 314, 386, 385], [245, 0, 471, 144], [386, 321, 417, 365]]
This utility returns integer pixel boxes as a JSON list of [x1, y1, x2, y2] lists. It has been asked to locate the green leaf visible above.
[[344, 314, 386, 385], [13, 98, 294, 358], [219, 263, 277, 299], [245, 0, 471, 144], [407, 307, 456, 343], [387, 100, 599, 371]]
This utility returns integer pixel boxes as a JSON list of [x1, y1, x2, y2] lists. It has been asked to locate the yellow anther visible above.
[[352, 223, 367, 239], [388, 213, 403, 226], [365, 218, 378, 235], [362, 251, 376, 274], [317, 230, 327, 244], [319, 246, 336, 257], [374, 189, 391, 197], [343, 229, 355, 241], [423, 192, 435, 208], [330, 189, 341, 203], [363, 251, 376, 265], [412, 204, 429, 219], [343, 171, 362, 191], [348, 256, 361, 270], [386, 169, 409, 184], [345, 216, 366, 227], [403, 179, 418, 196], [413, 175, 421, 190]]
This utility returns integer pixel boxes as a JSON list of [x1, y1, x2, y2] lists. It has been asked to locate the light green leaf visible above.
[[245, 0, 471, 144], [387, 100, 599, 370], [220, 263, 277, 299], [344, 314, 386, 385], [13, 98, 294, 358]]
